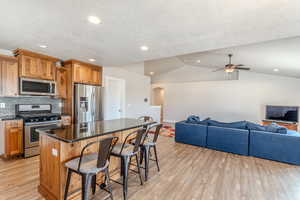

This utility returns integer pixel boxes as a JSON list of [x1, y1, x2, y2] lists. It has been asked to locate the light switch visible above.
[[0, 103, 5, 108], [52, 148, 58, 157]]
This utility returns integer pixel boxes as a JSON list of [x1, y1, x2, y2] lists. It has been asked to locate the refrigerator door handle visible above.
[[91, 89, 95, 121]]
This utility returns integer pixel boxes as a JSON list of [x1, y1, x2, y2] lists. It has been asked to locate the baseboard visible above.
[[163, 119, 177, 124]]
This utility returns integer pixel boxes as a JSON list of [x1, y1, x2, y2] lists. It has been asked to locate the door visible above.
[[20, 55, 39, 78], [56, 67, 67, 98], [39, 59, 54, 80], [1, 60, 18, 96], [92, 86, 103, 121], [104, 76, 125, 120], [5, 120, 23, 156], [24, 122, 60, 148], [74, 84, 94, 123], [91, 67, 102, 85], [73, 64, 92, 84]]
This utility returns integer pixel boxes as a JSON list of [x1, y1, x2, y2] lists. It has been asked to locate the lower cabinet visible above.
[[0, 120, 23, 158]]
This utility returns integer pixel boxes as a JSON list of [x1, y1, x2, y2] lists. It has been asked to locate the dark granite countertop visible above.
[[37, 118, 155, 143], [0, 115, 22, 121]]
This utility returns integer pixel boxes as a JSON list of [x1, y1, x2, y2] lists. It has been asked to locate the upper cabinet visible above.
[[0, 55, 19, 97], [64, 60, 102, 85], [56, 66, 68, 99], [14, 49, 60, 81]]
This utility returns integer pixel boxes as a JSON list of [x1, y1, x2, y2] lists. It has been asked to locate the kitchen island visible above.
[[37, 118, 154, 200]]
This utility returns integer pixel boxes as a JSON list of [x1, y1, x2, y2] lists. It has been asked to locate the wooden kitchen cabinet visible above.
[[0, 120, 23, 158], [73, 63, 92, 84], [14, 49, 60, 80], [66, 60, 102, 85], [39, 59, 55, 80], [0, 55, 19, 97], [63, 59, 103, 121], [56, 67, 68, 99], [19, 55, 40, 78], [91, 66, 102, 85]]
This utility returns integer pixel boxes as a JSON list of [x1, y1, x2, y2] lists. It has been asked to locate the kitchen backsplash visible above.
[[0, 97, 62, 117]]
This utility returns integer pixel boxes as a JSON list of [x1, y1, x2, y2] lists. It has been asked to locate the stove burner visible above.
[[16, 104, 61, 123]]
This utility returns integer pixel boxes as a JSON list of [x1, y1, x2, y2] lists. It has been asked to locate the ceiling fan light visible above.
[[225, 68, 235, 73]]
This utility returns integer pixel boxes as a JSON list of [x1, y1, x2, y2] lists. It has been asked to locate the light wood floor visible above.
[[1, 136, 300, 200]]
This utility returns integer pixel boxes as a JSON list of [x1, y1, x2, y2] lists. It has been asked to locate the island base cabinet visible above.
[[39, 129, 137, 200]]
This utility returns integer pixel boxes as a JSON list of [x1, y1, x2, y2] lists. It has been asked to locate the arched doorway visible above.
[[151, 87, 165, 122]]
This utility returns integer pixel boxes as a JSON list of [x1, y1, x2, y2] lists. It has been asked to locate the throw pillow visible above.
[[186, 115, 201, 124], [266, 123, 288, 134], [208, 120, 247, 129], [197, 117, 211, 125], [246, 122, 267, 131]]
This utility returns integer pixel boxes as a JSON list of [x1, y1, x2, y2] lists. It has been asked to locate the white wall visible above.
[[103, 63, 152, 119], [153, 71, 300, 123]]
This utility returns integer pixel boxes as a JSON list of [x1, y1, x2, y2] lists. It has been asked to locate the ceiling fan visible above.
[[213, 54, 250, 73]]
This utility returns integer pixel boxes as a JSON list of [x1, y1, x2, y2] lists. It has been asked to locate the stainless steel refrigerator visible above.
[[74, 83, 103, 123]]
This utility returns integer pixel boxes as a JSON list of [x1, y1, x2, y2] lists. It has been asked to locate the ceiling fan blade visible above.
[[235, 67, 250, 70], [212, 68, 225, 72], [235, 64, 245, 67]]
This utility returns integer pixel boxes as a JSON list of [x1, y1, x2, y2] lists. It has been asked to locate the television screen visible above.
[[266, 106, 299, 123]]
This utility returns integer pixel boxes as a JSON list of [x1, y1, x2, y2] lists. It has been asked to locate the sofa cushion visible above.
[[186, 115, 200, 124], [208, 120, 247, 129], [246, 122, 267, 131], [266, 123, 288, 134]]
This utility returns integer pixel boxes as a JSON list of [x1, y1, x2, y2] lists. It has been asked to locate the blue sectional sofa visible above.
[[249, 130, 300, 165], [175, 118, 300, 165]]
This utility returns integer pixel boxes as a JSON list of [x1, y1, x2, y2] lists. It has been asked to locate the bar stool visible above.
[[138, 116, 154, 122], [140, 123, 163, 181], [109, 128, 146, 200], [64, 136, 118, 200]]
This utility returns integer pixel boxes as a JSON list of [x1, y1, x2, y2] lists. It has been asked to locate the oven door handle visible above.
[[25, 120, 62, 126]]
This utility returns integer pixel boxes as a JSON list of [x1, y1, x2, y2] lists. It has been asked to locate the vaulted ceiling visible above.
[[145, 37, 300, 80], [1, 1, 300, 66]]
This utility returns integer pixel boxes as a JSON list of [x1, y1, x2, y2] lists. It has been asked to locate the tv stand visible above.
[[262, 120, 298, 131]]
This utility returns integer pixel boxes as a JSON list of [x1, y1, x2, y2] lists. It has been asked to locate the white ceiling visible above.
[[1, 0, 300, 66], [145, 37, 300, 78]]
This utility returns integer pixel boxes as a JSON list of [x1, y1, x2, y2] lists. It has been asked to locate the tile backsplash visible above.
[[0, 97, 62, 116]]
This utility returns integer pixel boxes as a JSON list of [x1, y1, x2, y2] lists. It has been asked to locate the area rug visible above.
[[149, 124, 175, 137]]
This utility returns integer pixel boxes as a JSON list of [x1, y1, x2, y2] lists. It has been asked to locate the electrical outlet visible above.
[[52, 148, 58, 157], [0, 103, 5, 108]]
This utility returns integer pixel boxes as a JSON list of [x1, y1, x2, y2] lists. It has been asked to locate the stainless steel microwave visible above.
[[20, 78, 56, 96]]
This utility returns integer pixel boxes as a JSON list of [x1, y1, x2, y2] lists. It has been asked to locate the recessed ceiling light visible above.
[[88, 16, 101, 24], [39, 45, 47, 48], [150, 72, 154, 75], [274, 69, 279, 72], [196, 60, 201, 63], [89, 58, 96, 62], [140, 45, 149, 51]]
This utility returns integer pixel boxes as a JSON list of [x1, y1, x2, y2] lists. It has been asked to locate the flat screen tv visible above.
[[266, 105, 299, 123]]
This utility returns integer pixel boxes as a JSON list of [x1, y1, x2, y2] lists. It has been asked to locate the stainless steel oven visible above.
[[24, 120, 62, 157], [20, 78, 56, 96]]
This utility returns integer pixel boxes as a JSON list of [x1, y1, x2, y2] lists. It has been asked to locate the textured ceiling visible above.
[[145, 37, 300, 79], [1, 0, 300, 66]]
